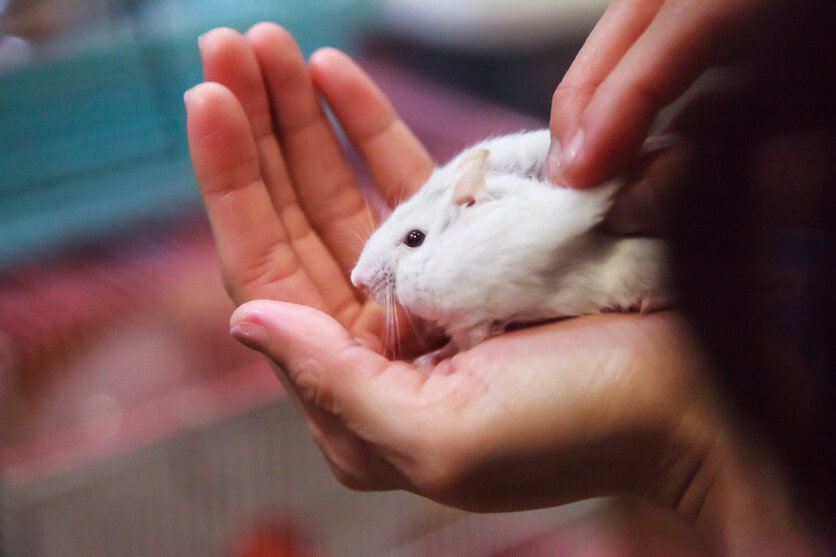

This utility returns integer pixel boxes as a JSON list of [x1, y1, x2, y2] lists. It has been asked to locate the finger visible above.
[[199, 29, 303, 237], [546, 0, 664, 185], [228, 300, 441, 450], [185, 82, 333, 311], [198, 27, 361, 325], [308, 47, 434, 207], [556, 0, 754, 188], [230, 300, 433, 488], [229, 301, 414, 491], [267, 355, 409, 493], [245, 23, 378, 273], [199, 28, 280, 165]]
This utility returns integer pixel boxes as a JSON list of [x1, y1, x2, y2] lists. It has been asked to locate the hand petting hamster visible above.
[[351, 130, 671, 364]]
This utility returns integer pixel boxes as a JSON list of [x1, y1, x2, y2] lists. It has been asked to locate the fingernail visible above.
[[197, 33, 206, 53], [230, 321, 269, 352], [544, 139, 562, 184], [183, 87, 193, 105], [559, 128, 584, 175]]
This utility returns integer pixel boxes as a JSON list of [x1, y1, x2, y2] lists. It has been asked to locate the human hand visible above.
[[185, 23, 434, 353], [544, 0, 782, 191], [185, 23, 822, 553], [230, 298, 713, 513], [540, 1, 835, 544], [184, 22, 714, 512], [228, 295, 824, 554], [184, 24, 447, 489]]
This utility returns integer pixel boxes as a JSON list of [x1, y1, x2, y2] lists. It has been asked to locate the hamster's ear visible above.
[[456, 148, 490, 173], [453, 172, 487, 207]]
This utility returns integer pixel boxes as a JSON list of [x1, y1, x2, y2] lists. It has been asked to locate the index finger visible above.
[[556, 0, 766, 188], [547, 0, 663, 185]]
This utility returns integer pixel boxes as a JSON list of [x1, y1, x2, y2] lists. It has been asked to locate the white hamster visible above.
[[351, 129, 670, 362]]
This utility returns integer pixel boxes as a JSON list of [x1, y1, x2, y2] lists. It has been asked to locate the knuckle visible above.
[[292, 358, 334, 411], [551, 78, 599, 138], [317, 174, 366, 223], [625, 75, 666, 114], [551, 80, 574, 106], [552, 77, 597, 108], [233, 239, 302, 298]]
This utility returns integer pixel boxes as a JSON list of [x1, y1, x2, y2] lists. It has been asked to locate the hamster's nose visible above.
[[351, 271, 369, 295], [354, 279, 370, 295]]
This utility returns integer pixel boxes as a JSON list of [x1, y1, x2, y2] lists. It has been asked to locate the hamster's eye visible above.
[[404, 229, 425, 248]]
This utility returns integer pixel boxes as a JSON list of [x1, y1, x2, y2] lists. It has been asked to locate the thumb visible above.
[[229, 300, 416, 419], [230, 300, 423, 491]]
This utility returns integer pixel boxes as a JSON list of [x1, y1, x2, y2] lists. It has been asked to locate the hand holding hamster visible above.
[[189, 28, 817, 555], [352, 130, 671, 362]]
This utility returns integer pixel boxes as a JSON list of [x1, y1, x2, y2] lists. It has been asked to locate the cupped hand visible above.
[[185, 23, 443, 489], [230, 298, 714, 514], [185, 23, 717, 513], [185, 23, 434, 355]]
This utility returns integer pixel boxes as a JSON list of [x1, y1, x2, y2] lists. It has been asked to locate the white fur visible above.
[[351, 129, 670, 358]]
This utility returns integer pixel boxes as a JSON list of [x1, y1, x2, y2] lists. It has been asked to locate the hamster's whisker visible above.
[[362, 197, 377, 238], [382, 288, 401, 361], [397, 180, 408, 206], [401, 305, 428, 354], [389, 291, 398, 360], [352, 129, 670, 363], [382, 293, 389, 359], [392, 292, 402, 361], [343, 228, 368, 256], [336, 218, 372, 252], [383, 290, 394, 360]]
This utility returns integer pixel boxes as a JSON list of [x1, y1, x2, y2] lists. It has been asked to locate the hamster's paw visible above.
[[630, 292, 674, 314], [413, 352, 439, 366], [413, 341, 458, 366]]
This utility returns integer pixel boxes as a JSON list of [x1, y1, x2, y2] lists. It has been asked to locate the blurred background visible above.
[[0, 1, 706, 554]]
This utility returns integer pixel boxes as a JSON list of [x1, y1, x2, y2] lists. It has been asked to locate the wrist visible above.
[[642, 367, 827, 556], [693, 424, 828, 556]]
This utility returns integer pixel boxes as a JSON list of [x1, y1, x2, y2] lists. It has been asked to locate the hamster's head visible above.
[[350, 169, 490, 309]]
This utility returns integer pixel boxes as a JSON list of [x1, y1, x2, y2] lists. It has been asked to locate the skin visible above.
[[543, 0, 814, 242], [544, 0, 775, 190], [185, 24, 821, 555]]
